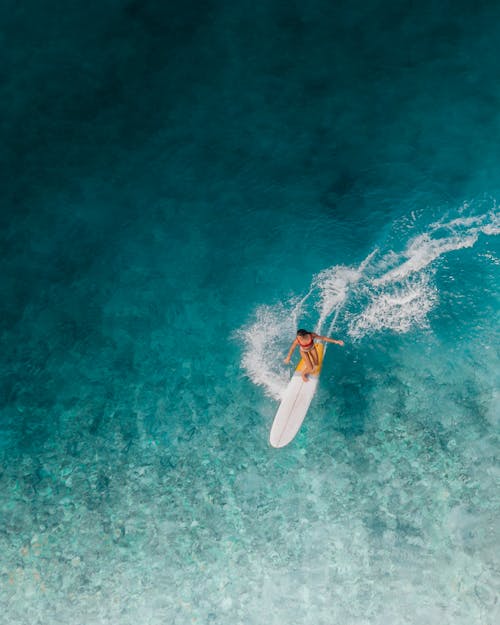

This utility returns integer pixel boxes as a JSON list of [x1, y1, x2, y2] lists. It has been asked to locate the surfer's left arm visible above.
[[313, 333, 344, 346]]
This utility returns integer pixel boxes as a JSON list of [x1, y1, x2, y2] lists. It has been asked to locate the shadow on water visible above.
[[320, 170, 359, 211]]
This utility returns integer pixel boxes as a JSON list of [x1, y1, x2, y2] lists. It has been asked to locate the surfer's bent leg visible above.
[[301, 350, 314, 382], [310, 346, 319, 367]]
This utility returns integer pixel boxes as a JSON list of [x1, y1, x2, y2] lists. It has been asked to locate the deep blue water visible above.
[[1, 2, 499, 624]]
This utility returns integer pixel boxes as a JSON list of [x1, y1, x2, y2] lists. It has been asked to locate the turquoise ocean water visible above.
[[1, 2, 499, 623]]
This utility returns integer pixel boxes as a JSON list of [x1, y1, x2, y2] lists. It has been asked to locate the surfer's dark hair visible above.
[[297, 329, 310, 337]]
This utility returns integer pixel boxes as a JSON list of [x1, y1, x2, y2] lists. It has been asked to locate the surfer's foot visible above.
[[301, 373, 309, 382]]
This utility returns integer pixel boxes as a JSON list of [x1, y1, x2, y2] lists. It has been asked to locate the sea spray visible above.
[[349, 274, 438, 337], [239, 207, 499, 394], [352, 209, 500, 337], [313, 265, 362, 334], [236, 298, 310, 399]]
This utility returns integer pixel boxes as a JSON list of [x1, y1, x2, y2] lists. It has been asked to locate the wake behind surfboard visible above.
[[269, 343, 325, 448]]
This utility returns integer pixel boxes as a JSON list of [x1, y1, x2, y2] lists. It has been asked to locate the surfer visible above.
[[284, 329, 344, 382]]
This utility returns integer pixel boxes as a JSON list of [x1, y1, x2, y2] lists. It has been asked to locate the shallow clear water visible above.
[[1, 2, 499, 624]]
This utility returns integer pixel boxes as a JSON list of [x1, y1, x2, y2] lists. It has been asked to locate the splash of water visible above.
[[373, 211, 498, 286], [239, 207, 499, 397], [349, 273, 438, 337], [237, 300, 306, 399]]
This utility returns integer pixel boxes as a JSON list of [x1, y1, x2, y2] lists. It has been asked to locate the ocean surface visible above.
[[1, 1, 499, 624]]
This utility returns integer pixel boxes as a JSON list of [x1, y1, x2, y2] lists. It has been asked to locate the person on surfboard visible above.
[[284, 329, 344, 382]]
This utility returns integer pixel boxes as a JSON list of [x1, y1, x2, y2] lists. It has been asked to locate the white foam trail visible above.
[[480, 210, 500, 235], [291, 287, 314, 330], [314, 252, 379, 335], [351, 209, 499, 338], [350, 274, 438, 337], [374, 211, 499, 286], [313, 265, 362, 333], [239, 206, 499, 394], [236, 301, 302, 399], [238, 260, 363, 397], [373, 232, 478, 285]]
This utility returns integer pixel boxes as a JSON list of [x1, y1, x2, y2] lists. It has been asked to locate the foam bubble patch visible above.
[[349, 274, 438, 337]]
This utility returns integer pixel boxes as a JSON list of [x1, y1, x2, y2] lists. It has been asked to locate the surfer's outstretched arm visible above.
[[313, 333, 344, 346], [284, 339, 298, 364]]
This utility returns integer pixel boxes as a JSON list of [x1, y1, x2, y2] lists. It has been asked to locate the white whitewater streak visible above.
[[350, 209, 499, 339], [373, 233, 477, 286], [374, 210, 499, 286], [291, 287, 314, 330], [480, 209, 500, 235], [239, 206, 500, 394], [312, 252, 379, 356], [238, 264, 362, 398], [313, 265, 362, 334], [237, 300, 305, 400], [350, 274, 438, 337]]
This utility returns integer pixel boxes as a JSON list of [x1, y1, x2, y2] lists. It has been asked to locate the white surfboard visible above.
[[270, 343, 325, 448]]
